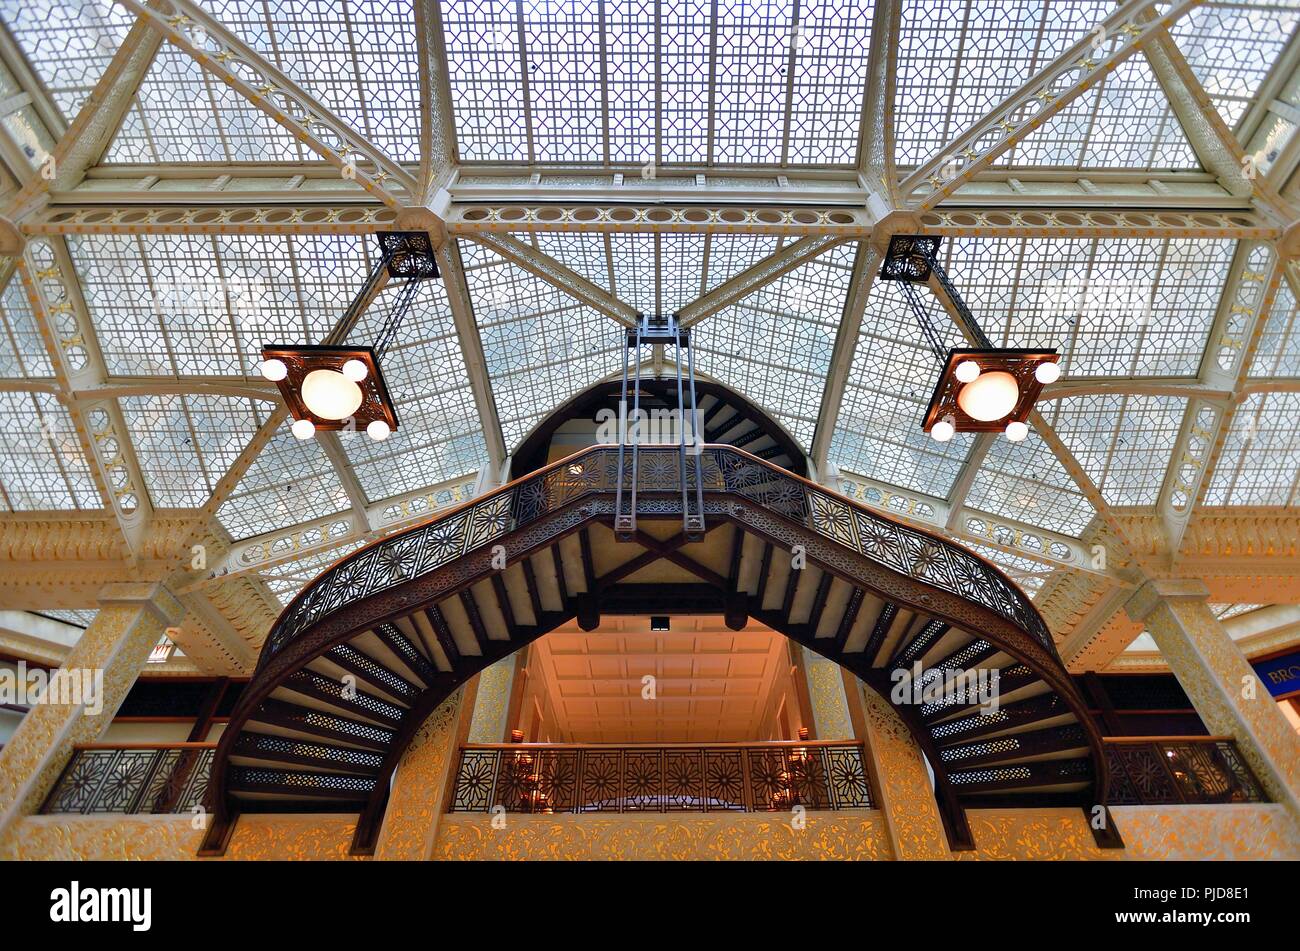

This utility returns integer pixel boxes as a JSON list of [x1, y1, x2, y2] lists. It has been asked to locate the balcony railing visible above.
[[449, 741, 874, 814], [41, 744, 215, 815], [1104, 737, 1269, 805]]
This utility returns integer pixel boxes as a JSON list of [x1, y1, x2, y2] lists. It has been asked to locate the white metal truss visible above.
[[16, 238, 153, 558], [113, 0, 416, 206], [437, 240, 506, 469], [900, 0, 1204, 209], [811, 240, 880, 472]]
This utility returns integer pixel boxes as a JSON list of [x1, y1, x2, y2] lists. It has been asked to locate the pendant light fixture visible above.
[[879, 235, 1059, 442], [259, 231, 438, 441]]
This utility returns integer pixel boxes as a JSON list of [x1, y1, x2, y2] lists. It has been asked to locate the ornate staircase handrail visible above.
[[261, 444, 1057, 668]]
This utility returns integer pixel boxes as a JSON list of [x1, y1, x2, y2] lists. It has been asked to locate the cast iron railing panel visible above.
[[1104, 738, 1269, 805], [448, 742, 874, 813], [264, 446, 1054, 663], [42, 745, 214, 815]]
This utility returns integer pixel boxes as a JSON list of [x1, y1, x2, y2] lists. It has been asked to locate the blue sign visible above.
[[1252, 651, 1300, 699]]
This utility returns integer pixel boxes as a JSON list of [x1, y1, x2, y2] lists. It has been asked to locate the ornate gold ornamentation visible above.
[[467, 658, 515, 744], [433, 811, 890, 860], [857, 684, 950, 860], [373, 692, 465, 860], [802, 647, 854, 741]]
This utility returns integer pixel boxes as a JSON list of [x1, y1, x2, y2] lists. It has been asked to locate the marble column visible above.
[[1126, 579, 1300, 816], [0, 582, 182, 848]]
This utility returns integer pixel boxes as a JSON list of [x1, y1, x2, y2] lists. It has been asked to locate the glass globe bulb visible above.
[[291, 418, 316, 440], [342, 358, 368, 382], [366, 419, 391, 441], [1004, 420, 1029, 442], [956, 370, 1020, 422], [1034, 361, 1061, 385], [954, 360, 981, 384], [930, 418, 955, 442], [300, 369, 363, 421], [260, 358, 287, 382]]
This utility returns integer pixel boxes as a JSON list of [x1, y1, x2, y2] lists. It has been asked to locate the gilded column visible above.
[[855, 682, 950, 860], [1126, 579, 1300, 815], [0, 582, 182, 848], [373, 690, 468, 860], [801, 646, 854, 739]]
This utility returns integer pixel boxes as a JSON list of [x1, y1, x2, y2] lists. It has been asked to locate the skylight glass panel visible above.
[[829, 276, 975, 496], [525, 0, 604, 163], [523, 231, 781, 316], [338, 279, 487, 500], [217, 415, 353, 540], [0, 0, 134, 120], [1211, 602, 1265, 621], [998, 57, 1197, 170], [1203, 391, 1300, 506], [459, 239, 624, 449], [693, 242, 854, 446], [942, 236, 1235, 377], [962, 541, 1054, 598], [443, 0, 871, 165], [1171, 2, 1300, 129], [440, 0, 528, 161], [690, 241, 841, 442], [35, 608, 97, 627], [202, 0, 420, 163], [967, 423, 1097, 538], [893, 0, 1111, 167], [121, 395, 260, 507], [1044, 395, 1186, 507], [104, 43, 307, 164], [0, 390, 100, 511], [0, 271, 53, 378], [69, 233, 374, 378], [1251, 275, 1300, 378]]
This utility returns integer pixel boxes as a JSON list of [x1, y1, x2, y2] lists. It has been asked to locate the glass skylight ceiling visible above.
[[942, 237, 1236, 377], [441, 0, 875, 165], [460, 239, 625, 449], [0, 0, 1297, 623], [68, 233, 375, 377], [0, 391, 100, 511]]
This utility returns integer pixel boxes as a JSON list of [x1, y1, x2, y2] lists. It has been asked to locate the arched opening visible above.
[[199, 439, 1114, 857], [510, 375, 809, 480]]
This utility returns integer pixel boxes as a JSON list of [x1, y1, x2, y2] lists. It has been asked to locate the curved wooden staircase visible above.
[[200, 445, 1114, 855]]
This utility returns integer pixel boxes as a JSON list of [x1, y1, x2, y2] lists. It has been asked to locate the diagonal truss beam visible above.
[[412, 0, 457, 201], [16, 239, 154, 558], [113, 0, 416, 206], [812, 241, 880, 472], [437, 240, 507, 469], [4, 2, 162, 216], [676, 235, 844, 326], [1178, 247, 1286, 528], [901, 0, 1202, 209], [469, 231, 640, 325], [856, 0, 902, 206]]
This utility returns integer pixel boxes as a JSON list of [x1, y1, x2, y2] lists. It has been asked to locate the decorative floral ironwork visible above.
[[449, 743, 873, 814], [265, 445, 1057, 667], [43, 747, 215, 815], [1104, 740, 1269, 805]]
